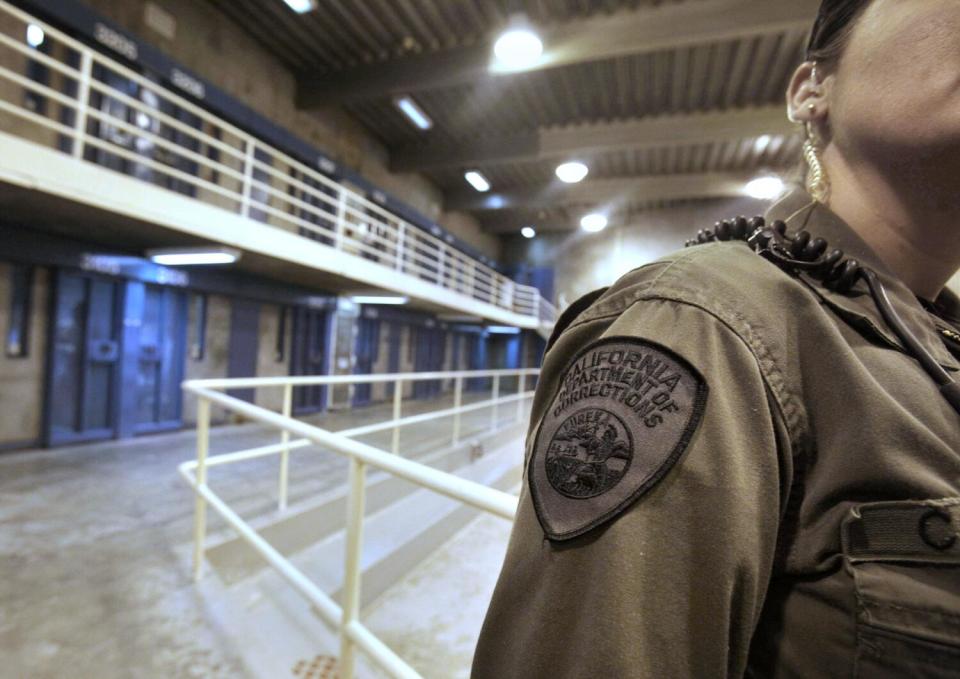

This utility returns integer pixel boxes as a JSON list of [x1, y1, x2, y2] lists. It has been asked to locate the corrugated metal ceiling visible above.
[[210, 0, 809, 232]]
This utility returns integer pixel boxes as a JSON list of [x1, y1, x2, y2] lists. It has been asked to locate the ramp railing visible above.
[[0, 0, 557, 325], [180, 368, 537, 679]]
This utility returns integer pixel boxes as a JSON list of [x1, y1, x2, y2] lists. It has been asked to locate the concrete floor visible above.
[[0, 391, 524, 679]]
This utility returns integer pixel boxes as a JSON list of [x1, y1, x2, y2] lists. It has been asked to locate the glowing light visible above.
[[493, 28, 543, 70], [148, 247, 240, 266], [580, 213, 608, 233], [394, 95, 433, 130], [283, 0, 316, 13], [26, 24, 44, 48], [744, 176, 785, 200], [754, 135, 772, 153], [487, 326, 521, 334], [350, 295, 409, 305], [555, 161, 589, 184], [521, 226, 536, 239], [464, 171, 491, 192]]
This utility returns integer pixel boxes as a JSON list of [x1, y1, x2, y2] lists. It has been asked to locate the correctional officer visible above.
[[472, 1, 960, 676]]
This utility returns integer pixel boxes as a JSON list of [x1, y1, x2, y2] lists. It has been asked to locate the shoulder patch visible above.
[[529, 336, 708, 541]]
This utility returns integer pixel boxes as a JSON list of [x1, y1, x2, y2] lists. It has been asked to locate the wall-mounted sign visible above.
[[93, 22, 138, 61], [170, 68, 205, 99]]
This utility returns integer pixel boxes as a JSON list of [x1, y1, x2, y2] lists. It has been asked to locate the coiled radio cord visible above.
[[685, 215, 960, 416]]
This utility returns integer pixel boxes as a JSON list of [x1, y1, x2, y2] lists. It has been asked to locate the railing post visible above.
[[335, 189, 348, 251], [278, 382, 293, 511], [452, 375, 463, 444], [192, 397, 211, 582], [491, 374, 500, 430], [340, 458, 367, 679], [71, 50, 93, 159], [437, 244, 446, 287], [392, 379, 402, 455], [240, 138, 256, 217], [395, 223, 406, 271]]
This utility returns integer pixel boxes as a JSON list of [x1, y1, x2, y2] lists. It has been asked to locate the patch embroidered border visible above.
[[529, 336, 709, 541]]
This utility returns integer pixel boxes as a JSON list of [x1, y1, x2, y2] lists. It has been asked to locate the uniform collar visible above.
[[765, 187, 960, 371]]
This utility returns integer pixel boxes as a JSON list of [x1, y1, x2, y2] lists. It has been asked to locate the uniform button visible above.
[[920, 509, 957, 551]]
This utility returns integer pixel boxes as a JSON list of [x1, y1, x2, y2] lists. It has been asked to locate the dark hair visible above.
[[806, 0, 874, 67]]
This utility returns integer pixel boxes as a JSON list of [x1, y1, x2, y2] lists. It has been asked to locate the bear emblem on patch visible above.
[[529, 337, 708, 541]]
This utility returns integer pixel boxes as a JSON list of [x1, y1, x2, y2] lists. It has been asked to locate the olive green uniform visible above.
[[472, 188, 960, 678]]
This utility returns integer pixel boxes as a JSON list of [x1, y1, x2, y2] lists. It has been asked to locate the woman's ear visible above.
[[787, 61, 830, 125]]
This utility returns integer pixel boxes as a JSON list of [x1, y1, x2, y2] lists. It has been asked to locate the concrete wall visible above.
[[0, 264, 48, 447], [182, 292, 230, 424], [76, 0, 499, 260], [254, 303, 289, 413], [503, 197, 769, 305]]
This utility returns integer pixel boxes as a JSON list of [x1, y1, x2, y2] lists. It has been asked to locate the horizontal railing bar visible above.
[[345, 621, 421, 679], [0, 64, 80, 108], [0, 32, 82, 80], [178, 466, 342, 624], [334, 390, 532, 440], [0, 98, 76, 137], [187, 386, 519, 520], [200, 438, 312, 468], [82, 135, 242, 203], [83, 107, 248, 183], [84, 77, 246, 160], [185, 369, 538, 390]]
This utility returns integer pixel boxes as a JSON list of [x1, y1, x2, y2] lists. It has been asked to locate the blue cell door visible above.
[[412, 326, 445, 399], [47, 271, 122, 446], [465, 333, 489, 392], [133, 285, 187, 434], [290, 307, 329, 414], [353, 317, 380, 407]]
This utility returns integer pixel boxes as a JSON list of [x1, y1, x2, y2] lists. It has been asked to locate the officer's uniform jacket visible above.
[[472, 188, 960, 678]]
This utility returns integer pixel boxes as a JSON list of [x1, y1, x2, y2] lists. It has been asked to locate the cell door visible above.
[[413, 327, 445, 400], [290, 307, 329, 413], [47, 271, 122, 446], [134, 285, 187, 434], [353, 317, 380, 407]]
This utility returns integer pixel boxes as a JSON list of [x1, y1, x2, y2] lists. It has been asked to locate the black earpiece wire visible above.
[[686, 215, 960, 416]]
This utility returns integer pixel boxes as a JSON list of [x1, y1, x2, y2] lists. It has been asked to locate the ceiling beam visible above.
[[296, 0, 820, 108], [445, 171, 771, 212], [391, 106, 797, 172]]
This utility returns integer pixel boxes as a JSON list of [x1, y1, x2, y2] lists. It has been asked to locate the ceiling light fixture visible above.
[[744, 176, 785, 200], [26, 24, 44, 48], [521, 226, 536, 239], [580, 213, 608, 233], [493, 18, 543, 71], [555, 161, 588, 184], [394, 95, 433, 130], [464, 170, 491, 192], [350, 295, 409, 305], [282, 0, 316, 13], [147, 246, 240, 266], [487, 326, 521, 335]]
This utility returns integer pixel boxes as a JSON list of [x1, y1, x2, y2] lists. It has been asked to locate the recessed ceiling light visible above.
[[521, 226, 536, 239], [555, 161, 588, 184], [744, 176, 785, 200], [350, 295, 409, 305], [283, 0, 316, 13], [26, 24, 44, 48], [580, 213, 608, 233], [394, 95, 433, 130], [148, 246, 240, 266], [493, 23, 543, 71], [464, 170, 491, 192], [754, 135, 772, 154]]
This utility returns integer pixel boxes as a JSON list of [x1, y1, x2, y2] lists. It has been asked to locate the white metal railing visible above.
[[180, 368, 537, 679], [0, 1, 558, 325]]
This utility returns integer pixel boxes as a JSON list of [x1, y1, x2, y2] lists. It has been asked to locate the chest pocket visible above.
[[842, 499, 960, 678]]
